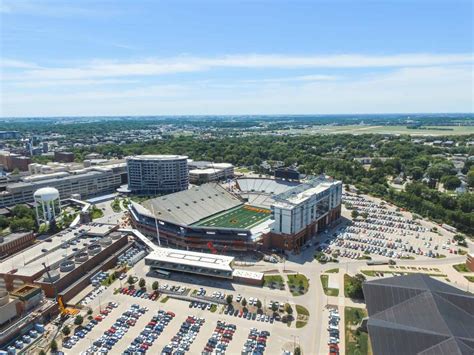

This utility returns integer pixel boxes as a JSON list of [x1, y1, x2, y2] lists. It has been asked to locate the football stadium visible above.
[[193, 205, 271, 229], [129, 176, 342, 253]]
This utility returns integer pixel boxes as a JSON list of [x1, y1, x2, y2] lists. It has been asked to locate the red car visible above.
[[167, 311, 175, 317]]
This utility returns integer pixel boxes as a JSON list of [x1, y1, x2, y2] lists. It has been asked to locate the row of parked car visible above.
[[82, 304, 148, 354], [241, 328, 270, 355], [11, 329, 41, 351], [81, 285, 108, 306], [223, 305, 276, 323], [118, 246, 146, 266], [123, 310, 175, 354], [161, 315, 205, 355], [327, 308, 340, 355], [159, 284, 187, 294], [119, 287, 160, 301], [91, 271, 109, 287], [202, 321, 236, 355], [63, 302, 119, 350], [189, 301, 214, 311]]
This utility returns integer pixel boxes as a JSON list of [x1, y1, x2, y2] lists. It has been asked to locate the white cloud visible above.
[[0, 58, 40, 69], [2, 53, 473, 83], [2, 65, 472, 116], [242, 74, 340, 84]]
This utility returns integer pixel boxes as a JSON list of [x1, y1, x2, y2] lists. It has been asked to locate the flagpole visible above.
[[151, 204, 161, 246]]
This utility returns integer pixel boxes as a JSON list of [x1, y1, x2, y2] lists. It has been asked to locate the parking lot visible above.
[[316, 192, 457, 261], [71, 284, 295, 355]]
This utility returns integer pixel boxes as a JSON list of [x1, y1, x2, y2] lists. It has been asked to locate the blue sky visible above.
[[1, 0, 472, 117]]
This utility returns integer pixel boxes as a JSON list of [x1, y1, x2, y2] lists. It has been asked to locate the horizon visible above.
[[1, 0, 473, 117], [1, 112, 473, 121]]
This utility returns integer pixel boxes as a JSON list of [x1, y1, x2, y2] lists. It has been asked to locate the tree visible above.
[[241, 298, 247, 307], [347, 274, 366, 300], [256, 299, 262, 309], [74, 314, 83, 326], [427, 163, 453, 180], [351, 210, 359, 219], [226, 294, 233, 305], [271, 303, 278, 313], [409, 166, 424, 181], [87, 309, 93, 315], [467, 169, 474, 188], [285, 303, 293, 315], [453, 234, 467, 247], [127, 275, 135, 286], [62, 325, 71, 337], [0, 215, 9, 229], [9, 217, 35, 232], [442, 175, 461, 190], [139, 278, 146, 289], [11, 204, 35, 219], [39, 350, 46, 355], [294, 346, 302, 355], [50, 339, 58, 353], [152, 281, 159, 291]]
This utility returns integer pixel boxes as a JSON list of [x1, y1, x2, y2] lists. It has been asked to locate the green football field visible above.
[[193, 205, 271, 229]]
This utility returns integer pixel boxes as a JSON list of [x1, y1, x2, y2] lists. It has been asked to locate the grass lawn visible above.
[[91, 206, 104, 220], [288, 124, 474, 136], [210, 304, 217, 313], [343, 274, 352, 298], [345, 307, 371, 355], [160, 296, 169, 303], [295, 305, 309, 328], [287, 274, 309, 296], [320, 275, 339, 296], [295, 305, 309, 316], [453, 263, 470, 273], [193, 205, 270, 229], [465, 276, 474, 283], [326, 268, 339, 273], [263, 275, 285, 289]]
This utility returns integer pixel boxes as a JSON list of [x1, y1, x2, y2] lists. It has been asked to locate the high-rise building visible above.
[[126, 155, 189, 195]]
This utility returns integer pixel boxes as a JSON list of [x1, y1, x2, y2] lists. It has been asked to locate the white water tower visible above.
[[34, 187, 61, 224]]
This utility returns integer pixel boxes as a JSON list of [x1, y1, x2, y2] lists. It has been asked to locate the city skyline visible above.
[[1, 0, 473, 116]]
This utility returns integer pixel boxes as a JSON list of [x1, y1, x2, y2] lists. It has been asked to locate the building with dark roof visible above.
[[363, 274, 474, 355]]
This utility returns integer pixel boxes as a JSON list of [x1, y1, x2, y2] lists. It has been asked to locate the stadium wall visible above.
[[263, 204, 341, 252], [130, 209, 256, 252]]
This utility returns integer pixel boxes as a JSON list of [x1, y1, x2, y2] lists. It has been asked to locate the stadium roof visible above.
[[140, 183, 242, 226], [363, 274, 474, 355]]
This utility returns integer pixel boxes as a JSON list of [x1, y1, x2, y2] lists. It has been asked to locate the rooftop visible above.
[[0, 231, 33, 246], [189, 168, 219, 175], [0, 223, 117, 277], [272, 176, 339, 208], [363, 274, 474, 355], [127, 154, 188, 161], [146, 247, 235, 272], [232, 269, 264, 280]]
